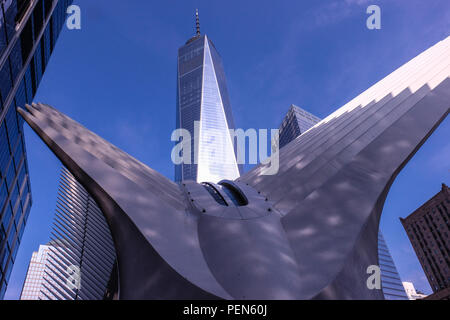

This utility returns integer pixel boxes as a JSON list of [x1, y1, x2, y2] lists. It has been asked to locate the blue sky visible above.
[[4, 0, 450, 298]]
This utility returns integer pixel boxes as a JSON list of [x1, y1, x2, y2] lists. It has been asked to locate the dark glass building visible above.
[[0, 0, 72, 299], [175, 11, 240, 183], [278, 105, 321, 149]]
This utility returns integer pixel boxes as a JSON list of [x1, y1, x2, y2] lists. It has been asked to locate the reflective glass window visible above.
[[0, 62, 12, 107], [0, 124, 10, 176], [1, 204, 12, 231]]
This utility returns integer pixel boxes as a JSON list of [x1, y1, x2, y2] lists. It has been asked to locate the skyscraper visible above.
[[378, 232, 408, 299], [21, 167, 116, 300], [20, 244, 52, 300], [278, 105, 321, 149], [277, 105, 408, 300], [400, 183, 450, 295], [175, 10, 240, 183], [0, 0, 72, 298], [19, 243, 63, 300]]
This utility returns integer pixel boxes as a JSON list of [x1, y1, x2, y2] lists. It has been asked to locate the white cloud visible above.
[[345, 0, 372, 5]]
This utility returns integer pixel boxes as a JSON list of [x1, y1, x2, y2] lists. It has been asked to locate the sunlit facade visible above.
[[19, 243, 65, 300], [402, 281, 428, 300], [175, 25, 240, 183], [20, 244, 50, 300]]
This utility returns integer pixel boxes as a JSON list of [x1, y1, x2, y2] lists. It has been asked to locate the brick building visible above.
[[400, 183, 450, 299]]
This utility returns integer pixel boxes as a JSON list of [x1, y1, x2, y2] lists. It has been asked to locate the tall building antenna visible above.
[[195, 9, 200, 36]]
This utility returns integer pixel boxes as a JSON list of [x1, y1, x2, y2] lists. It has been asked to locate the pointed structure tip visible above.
[[195, 9, 200, 36]]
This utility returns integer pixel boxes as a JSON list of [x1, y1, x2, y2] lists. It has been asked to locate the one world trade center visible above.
[[175, 10, 241, 183]]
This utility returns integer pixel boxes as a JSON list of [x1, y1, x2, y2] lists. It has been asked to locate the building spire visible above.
[[195, 9, 200, 36]]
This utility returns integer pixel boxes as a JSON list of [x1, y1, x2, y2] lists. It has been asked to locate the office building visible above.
[[402, 281, 427, 300], [0, 0, 73, 298], [278, 104, 321, 149], [378, 232, 408, 299], [278, 105, 407, 299], [20, 244, 48, 299], [400, 183, 450, 295], [20, 243, 64, 300], [175, 10, 240, 183], [20, 167, 116, 300]]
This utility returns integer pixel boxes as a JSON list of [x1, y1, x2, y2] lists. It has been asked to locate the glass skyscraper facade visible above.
[[0, 0, 72, 299], [378, 232, 408, 299], [278, 105, 321, 149], [175, 17, 240, 183], [277, 105, 408, 300], [21, 167, 116, 300]]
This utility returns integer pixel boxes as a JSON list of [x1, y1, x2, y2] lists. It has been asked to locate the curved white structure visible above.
[[17, 36, 450, 299]]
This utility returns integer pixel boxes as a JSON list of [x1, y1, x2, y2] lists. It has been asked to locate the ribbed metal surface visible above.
[[41, 167, 116, 300]]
